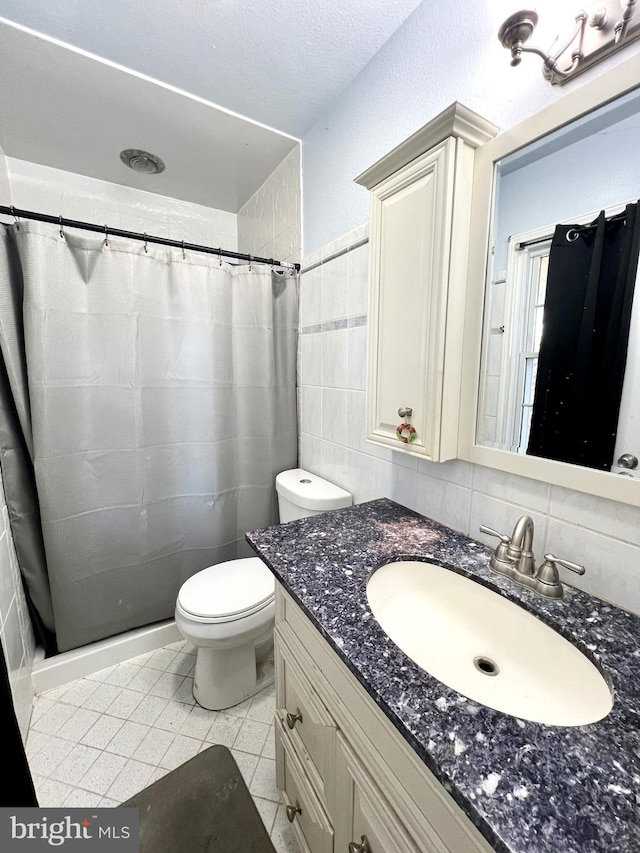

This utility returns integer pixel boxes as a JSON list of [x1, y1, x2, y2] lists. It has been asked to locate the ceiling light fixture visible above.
[[119, 148, 165, 174], [498, 1, 640, 84]]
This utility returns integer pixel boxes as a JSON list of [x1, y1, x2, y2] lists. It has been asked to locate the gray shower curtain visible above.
[[0, 221, 298, 652]]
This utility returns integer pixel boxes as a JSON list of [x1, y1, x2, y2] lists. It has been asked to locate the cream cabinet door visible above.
[[358, 102, 497, 463], [366, 138, 456, 462], [336, 733, 440, 853], [275, 625, 336, 806], [275, 721, 334, 853]]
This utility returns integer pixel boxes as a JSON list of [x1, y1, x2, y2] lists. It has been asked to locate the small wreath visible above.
[[395, 423, 417, 444]]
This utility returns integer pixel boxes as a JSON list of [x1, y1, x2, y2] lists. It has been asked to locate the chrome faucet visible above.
[[480, 515, 586, 599], [506, 515, 536, 577]]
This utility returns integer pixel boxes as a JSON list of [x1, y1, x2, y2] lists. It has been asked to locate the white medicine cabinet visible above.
[[355, 103, 497, 462]]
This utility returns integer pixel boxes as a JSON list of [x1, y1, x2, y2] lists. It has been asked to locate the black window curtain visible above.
[[527, 203, 640, 471]]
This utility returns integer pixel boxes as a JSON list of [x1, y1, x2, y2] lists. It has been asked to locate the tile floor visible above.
[[26, 639, 298, 852]]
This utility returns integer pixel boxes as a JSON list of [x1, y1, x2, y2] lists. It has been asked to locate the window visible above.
[[515, 249, 549, 453]]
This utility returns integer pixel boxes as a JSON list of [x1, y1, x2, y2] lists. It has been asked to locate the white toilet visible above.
[[175, 468, 352, 710]]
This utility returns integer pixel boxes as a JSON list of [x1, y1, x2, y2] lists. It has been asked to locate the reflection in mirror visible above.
[[477, 86, 640, 478]]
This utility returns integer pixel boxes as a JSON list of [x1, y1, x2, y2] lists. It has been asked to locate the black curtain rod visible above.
[[0, 205, 300, 271], [515, 209, 631, 251]]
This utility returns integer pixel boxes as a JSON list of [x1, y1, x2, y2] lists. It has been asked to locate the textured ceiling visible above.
[[0, 0, 426, 137]]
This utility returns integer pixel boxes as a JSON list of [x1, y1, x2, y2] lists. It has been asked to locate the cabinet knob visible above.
[[285, 803, 302, 823], [349, 835, 372, 853], [286, 709, 303, 729], [618, 453, 638, 469], [397, 406, 413, 419]]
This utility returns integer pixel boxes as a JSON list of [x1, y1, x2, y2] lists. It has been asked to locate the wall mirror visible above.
[[460, 54, 640, 506]]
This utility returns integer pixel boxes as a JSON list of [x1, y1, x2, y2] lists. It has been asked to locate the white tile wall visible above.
[[6, 158, 238, 251], [237, 147, 301, 264], [298, 226, 640, 617], [0, 472, 36, 742]]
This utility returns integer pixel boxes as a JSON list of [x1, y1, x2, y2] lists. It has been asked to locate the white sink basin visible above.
[[367, 560, 613, 726]]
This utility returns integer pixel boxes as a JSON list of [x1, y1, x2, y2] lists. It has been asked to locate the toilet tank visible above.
[[276, 468, 352, 522]]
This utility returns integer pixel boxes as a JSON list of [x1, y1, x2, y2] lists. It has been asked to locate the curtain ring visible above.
[[104, 224, 109, 247], [10, 206, 19, 229], [59, 215, 64, 239], [566, 228, 580, 242], [218, 248, 223, 266], [248, 254, 252, 271], [143, 233, 148, 253], [181, 239, 185, 260]]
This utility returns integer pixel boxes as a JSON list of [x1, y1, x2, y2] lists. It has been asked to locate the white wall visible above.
[[301, 0, 640, 253], [6, 159, 237, 250], [0, 140, 9, 202], [298, 230, 640, 617], [237, 146, 301, 264]]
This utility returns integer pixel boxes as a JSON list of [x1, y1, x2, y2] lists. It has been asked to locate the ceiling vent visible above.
[[120, 148, 165, 174]]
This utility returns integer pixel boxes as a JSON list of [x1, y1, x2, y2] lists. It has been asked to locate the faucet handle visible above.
[[479, 525, 510, 544], [541, 554, 586, 576], [479, 526, 512, 565], [534, 554, 586, 598]]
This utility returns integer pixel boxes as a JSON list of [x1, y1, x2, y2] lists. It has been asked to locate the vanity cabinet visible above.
[[355, 103, 497, 462], [273, 584, 495, 853]]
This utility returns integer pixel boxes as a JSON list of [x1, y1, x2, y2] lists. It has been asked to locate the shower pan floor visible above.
[[25, 638, 298, 853]]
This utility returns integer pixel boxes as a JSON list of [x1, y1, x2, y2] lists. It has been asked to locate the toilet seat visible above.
[[177, 557, 275, 623]]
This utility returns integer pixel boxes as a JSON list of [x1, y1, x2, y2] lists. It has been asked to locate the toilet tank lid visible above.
[[275, 468, 352, 512], [178, 557, 274, 619]]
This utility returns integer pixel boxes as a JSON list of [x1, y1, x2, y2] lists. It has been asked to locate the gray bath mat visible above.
[[120, 744, 276, 852]]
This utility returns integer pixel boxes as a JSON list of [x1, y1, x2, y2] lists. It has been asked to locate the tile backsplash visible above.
[[297, 225, 640, 617]]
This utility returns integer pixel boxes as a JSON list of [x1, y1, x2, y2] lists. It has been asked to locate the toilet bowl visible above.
[[175, 557, 275, 710], [175, 468, 352, 711]]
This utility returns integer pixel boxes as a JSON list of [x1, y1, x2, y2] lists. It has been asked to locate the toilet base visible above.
[[192, 627, 274, 711]]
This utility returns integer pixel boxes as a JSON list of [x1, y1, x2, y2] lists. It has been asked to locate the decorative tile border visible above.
[[300, 236, 369, 275], [348, 315, 367, 328]]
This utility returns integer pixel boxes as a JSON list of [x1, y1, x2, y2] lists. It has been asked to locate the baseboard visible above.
[[32, 619, 182, 693]]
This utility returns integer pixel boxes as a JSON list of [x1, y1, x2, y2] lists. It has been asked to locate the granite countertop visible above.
[[246, 498, 640, 853]]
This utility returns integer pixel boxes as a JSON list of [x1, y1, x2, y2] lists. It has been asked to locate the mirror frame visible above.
[[459, 53, 640, 507]]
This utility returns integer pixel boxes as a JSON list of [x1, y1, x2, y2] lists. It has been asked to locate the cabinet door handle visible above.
[[349, 835, 372, 853], [286, 709, 303, 729], [285, 803, 302, 823]]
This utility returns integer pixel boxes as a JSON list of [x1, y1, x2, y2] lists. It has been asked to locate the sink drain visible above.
[[474, 656, 500, 677]]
